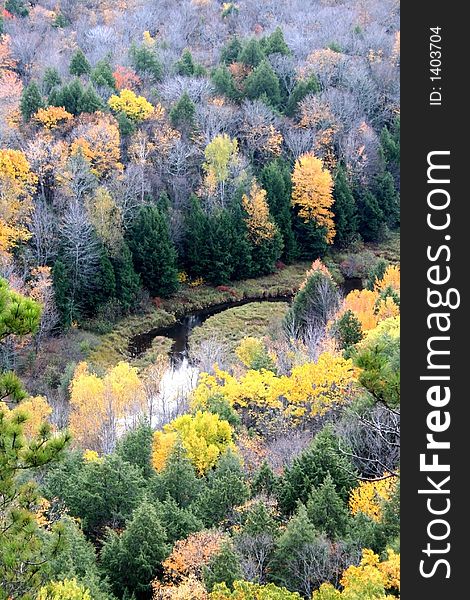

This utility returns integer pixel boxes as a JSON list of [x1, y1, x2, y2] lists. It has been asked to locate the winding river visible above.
[[128, 276, 363, 364]]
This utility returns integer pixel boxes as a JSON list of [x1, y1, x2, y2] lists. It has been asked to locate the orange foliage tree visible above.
[[70, 113, 122, 177]]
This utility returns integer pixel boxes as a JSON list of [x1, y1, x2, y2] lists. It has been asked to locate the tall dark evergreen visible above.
[[263, 27, 290, 56], [332, 166, 358, 248], [128, 205, 179, 297], [239, 38, 264, 67], [374, 171, 399, 229], [20, 82, 44, 120], [169, 92, 196, 131], [100, 500, 169, 598], [111, 241, 141, 311], [356, 189, 384, 242], [77, 84, 104, 113], [245, 60, 281, 107], [91, 59, 115, 89], [260, 160, 297, 262], [69, 48, 91, 76]]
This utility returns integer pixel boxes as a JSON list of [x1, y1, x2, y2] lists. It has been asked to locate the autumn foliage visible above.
[[291, 153, 335, 243]]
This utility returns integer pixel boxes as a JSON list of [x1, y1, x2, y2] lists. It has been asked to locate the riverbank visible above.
[[88, 262, 311, 369]]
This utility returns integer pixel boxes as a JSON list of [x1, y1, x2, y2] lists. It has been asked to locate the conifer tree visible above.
[[20, 81, 44, 120], [251, 460, 278, 498], [43, 67, 62, 95], [306, 473, 350, 539], [203, 542, 243, 592], [157, 441, 201, 508], [212, 66, 240, 101], [196, 450, 249, 527], [100, 500, 169, 597], [175, 49, 196, 76], [130, 43, 163, 81], [169, 92, 196, 131], [91, 59, 116, 89], [69, 49, 91, 76], [374, 171, 399, 229], [128, 205, 178, 297], [260, 160, 297, 262], [240, 38, 264, 67], [356, 189, 384, 242], [332, 166, 358, 248], [263, 27, 290, 56], [78, 84, 104, 114], [220, 37, 243, 64], [111, 241, 141, 311], [285, 76, 319, 116], [116, 421, 154, 478], [245, 60, 281, 107], [277, 427, 357, 514]]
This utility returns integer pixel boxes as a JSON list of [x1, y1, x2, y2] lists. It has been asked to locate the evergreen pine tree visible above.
[[116, 421, 154, 478], [100, 500, 169, 597], [184, 196, 213, 280], [111, 241, 141, 311], [332, 166, 358, 248], [277, 427, 358, 514], [50, 79, 85, 115], [91, 59, 116, 89], [69, 48, 91, 76], [175, 49, 196, 76], [203, 542, 243, 592], [128, 206, 178, 297], [42, 67, 62, 95], [5, 0, 29, 17], [356, 189, 384, 242], [196, 450, 249, 527], [87, 248, 116, 311], [242, 501, 278, 537], [52, 258, 72, 328], [20, 82, 44, 120], [155, 496, 203, 544], [306, 474, 350, 539], [77, 84, 104, 113], [212, 66, 240, 102], [245, 60, 281, 107], [251, 460, 278, 498], [169, 92, 196, 131], [240, 38, 264, 67], [263, 27, 290, 56], [130, 43, 163, 81], [270, 505, 317, 591], [156, 441, 201, 508], [331, 309, 363, 350], [260, 160, 297, 262], [220, 37, 243, 64], [285, 76, 319, 116], [374, 171, 399, 229]]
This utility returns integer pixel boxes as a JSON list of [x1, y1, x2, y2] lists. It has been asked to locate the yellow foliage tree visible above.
[[342, 289, 380, 331], [192, 352, 356, 423], [0, 396, 52, 439], [291, 152, 335, 244], [242, 181, 277, 243], [108, 89, 154, 122], [203, 134, 239, 205], [349, 476, 398, 522], [34, 106, 73, 130], [152, 411, 234, 475], [0, 148, 37, 254], [85, 186, 124, 254], [313, 548, 400, 599], [37, 578, 92, 600], [69, 361, 144, 453]]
